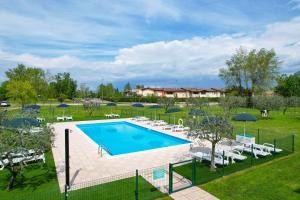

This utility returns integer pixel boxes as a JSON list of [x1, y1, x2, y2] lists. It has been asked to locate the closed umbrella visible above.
[[166, 108, 182, 124], [106, 103, 116, 114], [57, 103, 69, 116], [149, 104, 161, 120], [232, 113, 257, 135]]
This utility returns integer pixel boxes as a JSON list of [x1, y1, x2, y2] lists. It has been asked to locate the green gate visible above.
[[169, 158, 196, 194]]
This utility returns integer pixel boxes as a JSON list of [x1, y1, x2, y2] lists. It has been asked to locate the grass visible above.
[[1, 104, 300, 199]]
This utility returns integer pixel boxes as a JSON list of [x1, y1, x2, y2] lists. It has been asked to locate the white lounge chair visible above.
[[36, 117, 45, 122], [234, 144, 271, 158], [172, 125, 190, 132], [253, 143, 282, 153], [162, 125, 174, 130], [57, 116, 65, 121], [216, 149, 247, 163], [65, 116, 73, 120], [191, 151, 229, 166], [151, 120, 167, 126]]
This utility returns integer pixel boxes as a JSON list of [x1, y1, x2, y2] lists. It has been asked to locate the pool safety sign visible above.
[[153, 168, 165, 180]]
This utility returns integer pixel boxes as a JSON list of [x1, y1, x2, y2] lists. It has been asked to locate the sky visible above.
[[0, 0, 300, 89]]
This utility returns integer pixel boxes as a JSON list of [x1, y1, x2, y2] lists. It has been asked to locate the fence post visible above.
[[257, 129, 260, 144], [64, 184, 68, 200], [168, 164, 173, 194], [192, 158, 196, 185], [135, 169, 139, 200], [251, 144, 254, 166], [168, 115, 171, 124], [273, 139, 276, 157], [222, 151, 225, 176], [292, 135, 295, 153]]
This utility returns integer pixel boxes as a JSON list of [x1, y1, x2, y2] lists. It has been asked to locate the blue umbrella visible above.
[[107, 103, 116, 113], [57, 104, 69, 116], [3, 118, 40, 129], [149, 105, 161, 119], [189, 109, 207, 116], [132, 103, 144, 107], [166, 108, 182, 124], [233, 113, 257, 134], [25, 104, 41, 110]]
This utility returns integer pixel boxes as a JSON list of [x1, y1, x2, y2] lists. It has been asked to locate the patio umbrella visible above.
[[188, 109, 207, 116], [57, 103, 69, 116], [232, 113, 257, 135], [132, 103, 144, 107], [149, 104, 161, 120], [166, 108, 182, 124], [25, 104, 41, 110], [3, 117, 40, 129], [106, 102, 116, 113]]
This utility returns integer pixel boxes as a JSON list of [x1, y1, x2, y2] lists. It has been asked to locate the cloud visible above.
[[0, 15, 300, 88]]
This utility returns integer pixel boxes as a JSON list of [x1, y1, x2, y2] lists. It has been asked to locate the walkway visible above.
[[170, 186, 219, 200]]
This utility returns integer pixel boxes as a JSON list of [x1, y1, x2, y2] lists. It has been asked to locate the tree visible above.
[[219, 96, 247, 117], [123, 82, 132, 91], [0, 81, 9, 100], [50, 73, 77, 100], [252, 95, 284, 117], [186, 97, 209, 109], [83, 100, 100, 117], [158, 97, 175, 112], [6, 80, 37, 108], [275, 71, 300, 97], [136, 84, 144, 89], [78, 83, 91, 99], [5, 64, 48, 99], [0, 126, 54, 190], [187, 115, 233, 171], [219, 47, 281, 96]]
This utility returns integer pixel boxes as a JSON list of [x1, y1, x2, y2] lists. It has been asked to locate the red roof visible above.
[[141, 87, 225, 92]]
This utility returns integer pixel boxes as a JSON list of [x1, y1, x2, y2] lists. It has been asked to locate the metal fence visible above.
[[65, 165, 169, 200], [173, 134, 295, 186]]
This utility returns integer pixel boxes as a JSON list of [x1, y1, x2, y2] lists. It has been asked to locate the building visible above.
[[133, 87, 225, 98]]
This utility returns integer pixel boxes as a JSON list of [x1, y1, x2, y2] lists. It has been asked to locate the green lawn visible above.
[[1, 104, 300, 199]]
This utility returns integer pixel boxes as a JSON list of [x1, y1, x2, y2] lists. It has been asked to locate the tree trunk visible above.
[[6, 170, 17, 191], [210, 143, 216, 172]]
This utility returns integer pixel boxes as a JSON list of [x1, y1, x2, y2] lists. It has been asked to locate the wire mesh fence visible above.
[[65, 165, 169, 200], [174, 134, 295, 186]]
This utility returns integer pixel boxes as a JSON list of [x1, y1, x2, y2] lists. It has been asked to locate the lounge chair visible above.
[[57, 116, 64, 121], [136, 117, 149, 122], [253, 143, 282, 153], [65, 116, 73, 120], [234, 144, 271, 158], [191, 151, 229, 166], [36, 117, 45, 122], [162, 125, 174, 130], [151, 120, 167, 126], [216, 149, 247, 163], [172, 125, 190, 132]]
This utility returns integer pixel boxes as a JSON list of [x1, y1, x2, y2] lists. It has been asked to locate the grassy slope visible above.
[[1, 105, 300, 199]]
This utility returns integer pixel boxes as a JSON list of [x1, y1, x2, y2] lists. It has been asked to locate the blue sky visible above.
[[0, 0, 300, 89]]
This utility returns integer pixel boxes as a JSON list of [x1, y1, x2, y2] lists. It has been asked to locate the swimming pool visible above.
[[76, 121, 190, 155]]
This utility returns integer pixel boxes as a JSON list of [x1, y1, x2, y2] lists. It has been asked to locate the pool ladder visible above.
[[98, 144, 112, 157]]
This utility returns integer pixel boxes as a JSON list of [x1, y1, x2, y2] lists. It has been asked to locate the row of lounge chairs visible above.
[[0, 150, 45, 170], [190, 137, 283, 166], [131, 116, 190, 132], [57, 116, 73, 121], [105, 114, 120, 118]]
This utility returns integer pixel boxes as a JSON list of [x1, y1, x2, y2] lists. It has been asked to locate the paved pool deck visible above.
[[51, 118, 196, 191]]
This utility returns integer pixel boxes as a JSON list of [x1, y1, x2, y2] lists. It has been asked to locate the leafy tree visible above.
[[0, 126, 54, 190], [6, 80, 37, 108], [5, 64, 48, 99], [83, 100, 100, 117], [219, 47, 280, 96], [97, 83, 120, 99], [136, 84, 144, 89], [123, 82, 132, 91], [158, 97, 175, 112], [50, 73, 77, 100], [275, 71, 300, 97], [78, 83, 91, 99], [187, 115, 233, 171], [186, 97, 209, 109], [252, 95, 284, 117], [0, 81, 9, 101], [219, 96, 247, 117]]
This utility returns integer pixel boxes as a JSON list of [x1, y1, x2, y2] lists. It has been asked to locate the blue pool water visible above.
[[76, 121, 190, 155]]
